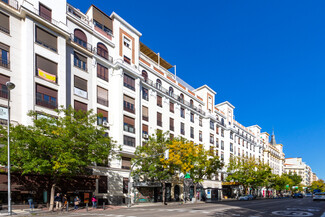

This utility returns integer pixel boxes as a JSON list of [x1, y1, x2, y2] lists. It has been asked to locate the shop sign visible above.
[[222, 182, 240, 185], [38, 68, 56, 83], [0, 106, 8, 121], [133, 182, 162, 187]]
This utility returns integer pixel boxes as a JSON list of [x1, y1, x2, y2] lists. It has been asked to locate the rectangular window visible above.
[[210, 120, 214, 130], [190, 127, 194, 139], [97, 63, 108, 82], [74, 52, 87, 71], [97, 86, 108, 107], [123, 177, 129, 194], [35, 26, 57, 51], [74, 100, 87, 112], [97, 108, 108, 125], [157, 112, 162, 127], [123, 135, 135, 147], [124, 37, 131, 48], [199, 131, 202, 142], [124, 115, 135, 134], [216, 138, 219, 148], [36, 84, 57, 109], [124, 55, 131, 64], [121, 157, 131, 170], [74, 75, 87, 98], [230, 143, 233, 152], [221, 152, 224, 161], [190, 113, 194, 123], [142, 124, 148, 137], [170, 118, 174, 131], [170, 102, 174, 113], [221, 140, 224, 150], [210, 134, 214, 144], [0, 74, 9, 99], [0, 12, 10, 34], [123, 74, 135, 90], [0, 43, 9, 69], [180, 122, 185, 135], [157, 95, 162, 107], [216, 126, 219, 134], [210, 146, 214, 155], [142, 87, 148, 101], [123, 95, 135, 114], [180, 107, 185, 118], [39, 3, 52, 22], [199, 117, 202, 127], [36, 55, 57, 83], [98, 176, 108, 193], [142, 106, 148, 121], [221, 129, 224, 137]]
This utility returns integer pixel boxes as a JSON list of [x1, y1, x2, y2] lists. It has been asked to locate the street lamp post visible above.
[[6, 81, 15, 216]]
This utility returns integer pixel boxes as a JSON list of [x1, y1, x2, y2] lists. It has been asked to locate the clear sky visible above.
[[68, 0, 325, 179]]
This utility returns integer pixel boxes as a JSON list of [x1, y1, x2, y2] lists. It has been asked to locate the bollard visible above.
[[86, 203, 88, 212], [103, 202, 105, 210], [66, 203, 69, 212]]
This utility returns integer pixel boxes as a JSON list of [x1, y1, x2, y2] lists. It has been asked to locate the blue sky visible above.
[[68, 0, 325, 179]]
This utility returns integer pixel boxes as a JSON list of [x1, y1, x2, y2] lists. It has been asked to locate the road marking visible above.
[[272, 210, 314, 216]]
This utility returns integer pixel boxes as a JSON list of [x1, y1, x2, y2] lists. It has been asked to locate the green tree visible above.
[[0, 106, 117, 210], [132, 130, 173, 204], [272, 174, 293, 194], [226, 156, 272, 195], [309, 179, 325, 192]]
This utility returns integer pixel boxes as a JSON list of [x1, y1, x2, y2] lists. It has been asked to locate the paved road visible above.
[[20, 198, 325, 217]]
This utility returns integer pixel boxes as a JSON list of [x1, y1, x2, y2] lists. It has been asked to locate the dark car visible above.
[[292, 193, 303, 198]]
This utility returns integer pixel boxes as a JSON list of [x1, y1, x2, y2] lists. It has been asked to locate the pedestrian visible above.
[[54, 193, 62, 210], [27, 195, 34, 210], [91, 195, 97, 209], [62, 194, 68, 209], [74, 196, 80, 210]]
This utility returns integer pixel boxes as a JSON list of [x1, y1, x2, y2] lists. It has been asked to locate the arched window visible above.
[[169, 87, 174, 96], [97, 42, 108, 59], [179, 93, 184, 103], [74, 29, 87, 48], [190, 99, 194, 108], [156, 79, 161, 90], [142, 70, 148, 82]]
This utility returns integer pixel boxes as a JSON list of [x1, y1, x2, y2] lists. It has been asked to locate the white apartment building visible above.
[[284, 158, 313, 186], [0, 0, 286, 205]]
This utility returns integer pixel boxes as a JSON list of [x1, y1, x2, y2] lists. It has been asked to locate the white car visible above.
[[313, 192, 325, 201]]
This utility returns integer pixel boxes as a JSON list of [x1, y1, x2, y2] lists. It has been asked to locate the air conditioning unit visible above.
[[143, 133, 149, 139], [102, 121, 109, 128]]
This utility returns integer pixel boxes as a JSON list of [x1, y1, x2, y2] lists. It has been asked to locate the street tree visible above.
[[309, 179, 325, 192], [0, 106, 117, 210]]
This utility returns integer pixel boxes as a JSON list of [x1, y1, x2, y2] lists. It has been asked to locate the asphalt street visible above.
[[30, 198, 325, 217]]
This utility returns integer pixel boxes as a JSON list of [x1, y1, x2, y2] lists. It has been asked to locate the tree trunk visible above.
[[194, 184, 197, 203], [49, 183, 56, 211], [162, 182, 166, 205]]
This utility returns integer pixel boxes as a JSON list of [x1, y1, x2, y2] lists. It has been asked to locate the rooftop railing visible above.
[[67, 5, 90, 26]]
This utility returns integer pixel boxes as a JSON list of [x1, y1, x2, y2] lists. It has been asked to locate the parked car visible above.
[[238, 195, 253, 201], [292, 193, 303, 198], [305, 193, 313, 198], [313, 192, 325, 201]]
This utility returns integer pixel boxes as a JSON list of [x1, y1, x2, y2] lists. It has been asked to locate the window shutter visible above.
[[74, 76, 87, 91], [74, 100, 87, 112], [157, 95, 162, 105], [36, 84, 57, 98], [122, 157, 131, 168], [74, 29, 87, 42], [142, 124, 148, 133], [123, 115, 134, 125], [97, 108, 108, 118], [74, 52, 87, 63], [170, 118, 174, 127], [0, 12, 9, 33], [36, 55, 57, 76], [0, 74, 10, 85], [93, 7, 113, 31], [97, 86, 108, 99], [157, 112, 162, 121], [39, 4, 52, 21], [36, 26, 57, 50], [142, 106, 148, 116], [123, 95, 135, 104]]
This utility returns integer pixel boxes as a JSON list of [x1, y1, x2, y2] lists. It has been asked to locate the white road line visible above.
[[321, 211, 325, 217]]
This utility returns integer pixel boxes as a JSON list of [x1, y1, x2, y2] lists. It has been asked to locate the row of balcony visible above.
[[143, 78, 205, 116]]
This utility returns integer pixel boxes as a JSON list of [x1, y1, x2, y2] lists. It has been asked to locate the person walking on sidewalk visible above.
[[54, 193, 62, 210], [74, 196, 81, 210], [91, 195, 97, 209], [62, 194, 68, 209], [27, 196, 34, 210]]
